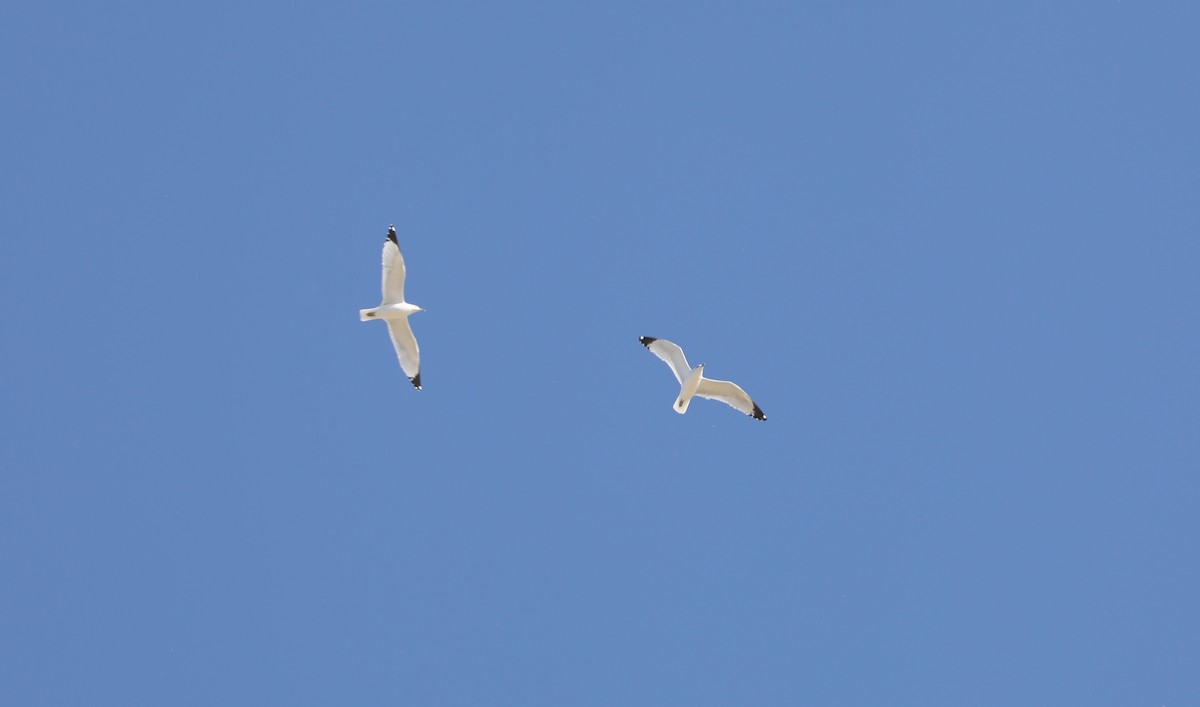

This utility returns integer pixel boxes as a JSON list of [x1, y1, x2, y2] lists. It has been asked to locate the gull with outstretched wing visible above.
[[639, 337, 765, 420], [360, 225, 423, 389]]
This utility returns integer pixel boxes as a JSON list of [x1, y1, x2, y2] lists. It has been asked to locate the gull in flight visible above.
[[360, 225, 423, 389], [639, 337, 766, 420]]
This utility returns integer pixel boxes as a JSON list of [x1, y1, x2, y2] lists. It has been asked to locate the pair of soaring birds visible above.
[[360, 226, 767, 421]]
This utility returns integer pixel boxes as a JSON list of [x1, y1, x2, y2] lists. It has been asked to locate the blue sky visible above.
[[3, 2, 1199, 705]]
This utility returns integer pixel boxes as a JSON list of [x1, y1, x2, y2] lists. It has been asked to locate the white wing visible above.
[[381, 228, 407, 304], [696, 378, 766, 420], [639, 337, 691, 384], [386, 318, 422, 389]]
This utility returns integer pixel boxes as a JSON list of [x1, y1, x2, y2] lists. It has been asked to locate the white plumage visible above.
[[639, 337, 766, 420], [360, 225, 423, 389]]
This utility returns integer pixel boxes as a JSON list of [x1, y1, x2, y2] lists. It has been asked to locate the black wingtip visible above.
[[410, 372, 422, 390], [751, 403, 766, 421], [639, 336, 657, 348], [386, 225, 398, 245]]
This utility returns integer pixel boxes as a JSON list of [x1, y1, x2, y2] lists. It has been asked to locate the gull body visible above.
[[639, 336, 766, 421], [363, 301, 424, 319], [360, 225, 424, 389], [675, 364, 706, 414]]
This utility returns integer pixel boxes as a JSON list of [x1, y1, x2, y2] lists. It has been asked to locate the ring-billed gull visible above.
[[360, 225, 423, 389], [639, 337, 765, 420]]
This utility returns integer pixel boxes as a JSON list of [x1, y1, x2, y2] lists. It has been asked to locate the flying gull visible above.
[[639, 337, 765, 420], [360, 225, 423, 389]]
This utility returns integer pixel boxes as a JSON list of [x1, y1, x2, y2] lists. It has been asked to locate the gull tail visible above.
[[674, 395, 692, 414], [359, 308, 378, 321]]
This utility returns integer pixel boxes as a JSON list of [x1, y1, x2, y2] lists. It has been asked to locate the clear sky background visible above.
[[3, 3, 1198, 705]]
